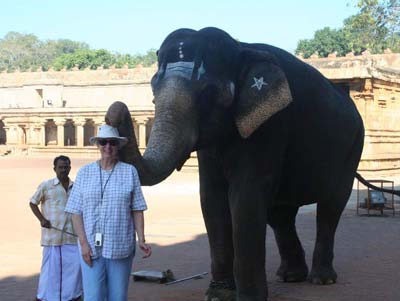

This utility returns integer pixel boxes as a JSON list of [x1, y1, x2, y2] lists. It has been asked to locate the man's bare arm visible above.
[[29, 202, 51, 228]]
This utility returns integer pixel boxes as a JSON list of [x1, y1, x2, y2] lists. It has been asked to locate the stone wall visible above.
[[304, 52, 400, 177], [0, 66, 157, 109], [1, 53, 400, 176]]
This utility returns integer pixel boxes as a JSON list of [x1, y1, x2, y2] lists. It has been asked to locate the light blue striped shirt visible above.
[[65, 161, 147, 259]]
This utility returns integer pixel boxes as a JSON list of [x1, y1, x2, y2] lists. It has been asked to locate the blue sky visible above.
[[0, 0, 358, 54]]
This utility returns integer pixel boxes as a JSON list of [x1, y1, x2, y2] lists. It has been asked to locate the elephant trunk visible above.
[[106, 78, 197, 186]]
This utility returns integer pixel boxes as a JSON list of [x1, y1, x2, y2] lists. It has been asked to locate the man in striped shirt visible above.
[[30, 155, 82, 301]]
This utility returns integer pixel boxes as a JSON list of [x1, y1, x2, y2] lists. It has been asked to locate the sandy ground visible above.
[[0, 156, 399, 301]]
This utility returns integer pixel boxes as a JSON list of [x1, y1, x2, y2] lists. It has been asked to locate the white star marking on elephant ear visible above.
[[251, 76, 268, 90]]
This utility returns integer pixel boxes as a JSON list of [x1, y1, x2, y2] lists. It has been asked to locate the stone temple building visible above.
[[0, 51, 399, 177], [0, 66, 156, 158]]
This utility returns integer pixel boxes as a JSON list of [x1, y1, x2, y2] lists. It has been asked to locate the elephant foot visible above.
[[276, 261, 308, 282], [308, 266, 337, 285], [205, 279, 236, 301]]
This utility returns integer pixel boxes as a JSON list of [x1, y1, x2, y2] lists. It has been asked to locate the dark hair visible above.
[[54, 155, 71, 167]]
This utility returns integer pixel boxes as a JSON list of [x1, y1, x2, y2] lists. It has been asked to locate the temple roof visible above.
[[303, 52, 400, 84]]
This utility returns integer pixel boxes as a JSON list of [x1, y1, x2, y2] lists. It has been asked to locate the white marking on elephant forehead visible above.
[[178, 41, 185, 59], [165, 61, 195, 80], [251, 76, 268, 90]]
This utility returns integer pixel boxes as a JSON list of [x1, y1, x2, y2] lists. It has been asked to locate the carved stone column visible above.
[[31, 122, 44, 146], [75, 118, 86, 147], [93, 118, 104, 136], [25, 126, 33, 145], [41, 123, 46, 146], [135, 117, 148, 149], [35, 122, 46, 146], [17, 125, 27, 145], [5, 126, 19, 145], [54, 119, 65, 147]]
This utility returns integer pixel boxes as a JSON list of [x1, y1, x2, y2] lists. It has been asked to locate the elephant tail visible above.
[[355, 172, 400, 197]]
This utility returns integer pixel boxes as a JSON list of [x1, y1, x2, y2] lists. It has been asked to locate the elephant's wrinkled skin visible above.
[[106, 27, 364, 301]]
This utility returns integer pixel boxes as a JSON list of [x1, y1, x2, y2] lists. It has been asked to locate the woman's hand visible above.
[[138, 240, 152, 258], [70, 214, 92, 266], [80, 240, 93, 266]]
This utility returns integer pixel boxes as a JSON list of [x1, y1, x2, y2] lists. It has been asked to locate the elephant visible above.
[[105, 27, 377, 300]]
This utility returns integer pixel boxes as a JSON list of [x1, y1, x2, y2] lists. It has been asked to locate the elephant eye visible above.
[[198, 85, 218, 107]]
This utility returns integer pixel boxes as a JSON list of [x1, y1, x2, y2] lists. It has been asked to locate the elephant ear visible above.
[[234, 50, 292, 138]]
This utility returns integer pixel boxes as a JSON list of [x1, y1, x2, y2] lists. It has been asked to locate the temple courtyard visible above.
[[0, 156, 399, 301]]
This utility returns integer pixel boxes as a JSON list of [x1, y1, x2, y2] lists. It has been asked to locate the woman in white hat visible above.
[[65, 124, 152, 301]]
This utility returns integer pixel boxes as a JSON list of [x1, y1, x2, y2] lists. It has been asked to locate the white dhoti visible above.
[[37, 245, 82, 301]]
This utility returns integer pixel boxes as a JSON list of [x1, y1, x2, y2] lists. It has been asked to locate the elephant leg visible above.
[[229, 181, 269, 300], [310, 126, 364, 285], [198, 150, 236, 301], [309, 175, 353, 284], [268, 206, 308, 282]]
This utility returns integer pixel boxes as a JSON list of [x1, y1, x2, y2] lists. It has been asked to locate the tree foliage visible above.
[[0, 32, 157, 72], [296, 0, 400, 58], [296, 27, 351, 58], [0, 32, 89, 72], [52, 48, 157, 71]]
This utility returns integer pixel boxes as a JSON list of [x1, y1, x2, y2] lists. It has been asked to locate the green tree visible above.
[[376, 0, 400, 51], [37, 39, 89, 71], [0, 31, 156, 71], [296, 27, 350, 58], [139, 49, 157, 67], [295, 0, 400, 57], [114, 54, 141, 68], [52, 49, 116, 70], [0, 32, 89, 72], [342, 0, 388, 54], [0, 32, 41, 72]]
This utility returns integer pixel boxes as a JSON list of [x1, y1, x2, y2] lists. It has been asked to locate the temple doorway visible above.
[[64, 119, 76, 146], [84, 119, 95, 146], [45, 120, 57, 146]]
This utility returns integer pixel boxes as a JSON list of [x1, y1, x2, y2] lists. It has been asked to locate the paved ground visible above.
[[0, 156, 399, 301]]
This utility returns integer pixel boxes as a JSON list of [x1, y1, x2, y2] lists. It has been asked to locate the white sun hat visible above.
[[89, 124, 128, 147]]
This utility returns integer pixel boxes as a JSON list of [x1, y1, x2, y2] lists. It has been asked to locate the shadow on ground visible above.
[[1, 188, 400, 301]]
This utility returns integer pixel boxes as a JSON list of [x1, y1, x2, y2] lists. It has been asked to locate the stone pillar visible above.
[[25, 126, 33, 145], [93, 118, 104, 137], [29, 122, 44, 146], [75, 119, 86, 147], [135, 117, 148, 149], [7, 126, 18, 145], [54, 119, 65, 147], [40, 123, 46, 146], [17, 125, 26, 145]]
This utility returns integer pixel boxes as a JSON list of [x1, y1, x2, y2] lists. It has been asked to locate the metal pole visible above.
[[165, 272, 208, 285], [51, 226, 78, 237]]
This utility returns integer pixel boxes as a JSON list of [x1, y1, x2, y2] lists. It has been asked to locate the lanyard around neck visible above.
[[99, 162, 116, 200]]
